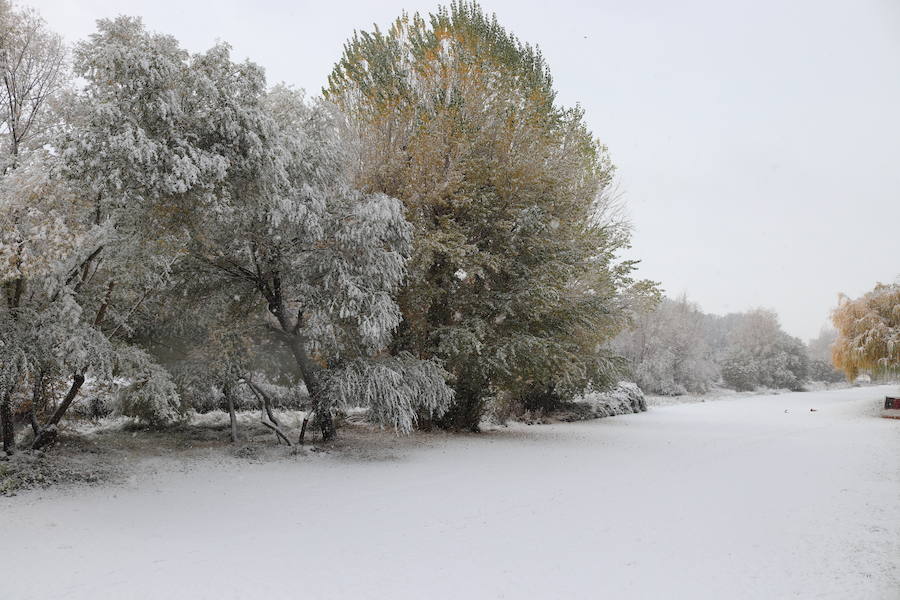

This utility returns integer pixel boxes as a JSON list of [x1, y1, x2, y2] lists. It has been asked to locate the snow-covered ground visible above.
[[2, 385, 898, 599]]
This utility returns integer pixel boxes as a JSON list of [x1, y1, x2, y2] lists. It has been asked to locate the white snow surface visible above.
[[3, 385, 899, 599]]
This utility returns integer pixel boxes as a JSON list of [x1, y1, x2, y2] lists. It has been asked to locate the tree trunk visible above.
[[32, 373, 85, 450], [1, 390, 14, 454], [29, 370, 45, 436], [267, 283, 335, 441], [260, 420, 292, 446], [225, 384, 238, 444], [246, 380, 281, 426], [298, 414, 310, 445], [282, 333, 334, 441], [244, 381, 291, 446]]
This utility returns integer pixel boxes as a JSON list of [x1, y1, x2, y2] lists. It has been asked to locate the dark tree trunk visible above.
[[32, 372, 85, 450], [284, 336, 335, 441], [244, 380, 291, 446], [1, 390, 14, 454], [29, 370, 45, 436], [298, 414, 310, 445], [271, 310, 335, 441], [225, 384, 238, 444], [246, 380, 280, 426], [263, 272, 336, 441]]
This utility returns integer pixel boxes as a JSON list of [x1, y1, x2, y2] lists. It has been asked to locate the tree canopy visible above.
[[831, 283, 900, 380], [327, 1, 656, 428]]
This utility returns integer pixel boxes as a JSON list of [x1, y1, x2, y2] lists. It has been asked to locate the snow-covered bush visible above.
[[719, 356, 759, 391], [577, 382, 647, 418], [807, 360, 845, 384], [113, 349, 182, 425], [321, 354, 453, 433]]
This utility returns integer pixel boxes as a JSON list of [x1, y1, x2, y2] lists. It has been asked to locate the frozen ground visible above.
[[2, 385, 898, 600]]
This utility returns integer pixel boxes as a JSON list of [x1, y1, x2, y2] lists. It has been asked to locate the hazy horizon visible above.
[[24, 0, 900, 341]]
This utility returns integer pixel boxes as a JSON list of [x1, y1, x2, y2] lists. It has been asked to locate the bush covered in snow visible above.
[[577, 382, 648, 417]]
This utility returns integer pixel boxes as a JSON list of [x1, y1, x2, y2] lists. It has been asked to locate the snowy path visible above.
[[2, 386, 898, 599]]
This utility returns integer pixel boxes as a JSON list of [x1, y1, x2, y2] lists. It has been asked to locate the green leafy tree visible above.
[[327, 2, 655, 429]]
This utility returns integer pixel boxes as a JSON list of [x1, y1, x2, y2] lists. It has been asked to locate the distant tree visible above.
[[720, 309, 808, 391], [327, 2, 654, 429], [831, 283, 900, 380], [807, 327, 837, 362], [805, 328, 844, 384], [614, 296, 719, 395]]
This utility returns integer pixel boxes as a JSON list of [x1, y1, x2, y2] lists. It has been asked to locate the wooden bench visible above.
[[884, 396, 900, 419]]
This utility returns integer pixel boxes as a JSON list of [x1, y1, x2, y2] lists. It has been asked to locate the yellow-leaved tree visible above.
[[831, 283, 900, 380]]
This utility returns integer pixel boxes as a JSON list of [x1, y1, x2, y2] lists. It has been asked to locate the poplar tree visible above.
[[328, 2, 654, 428]]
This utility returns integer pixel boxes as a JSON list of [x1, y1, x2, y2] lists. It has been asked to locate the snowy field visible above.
[[2, 385, 898, 600]]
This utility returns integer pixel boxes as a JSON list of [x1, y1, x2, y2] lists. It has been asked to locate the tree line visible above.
[[3, 1, 895, 455], [614, 287, 899, 397], [0, 2, 656, 453]]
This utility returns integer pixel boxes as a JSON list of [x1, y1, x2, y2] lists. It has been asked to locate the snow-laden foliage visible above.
[[64, 20, 455, 436], [327, 2, 657, 429], [719, 309, 809, 391], [578, 382, 647, 418], [613, 297, 718, 395], [114, 347, 180, 425], [0, 12, 455, 449], [321, 354, 453, 433], [0, 0, 66, 166], [0, 16, 245, 450], [804, 327, 844, 384], [616, 298, 810, 394], [831, 283, 900, 380]]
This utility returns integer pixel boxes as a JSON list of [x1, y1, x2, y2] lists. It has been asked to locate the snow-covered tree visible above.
[[831, 283, 900, 380], [0, 14, 238, 451], [327, 3, 654, 429], [0, 1, 70, 451], [614, 296, 719, 395], [0, 0, 66, 169], [616, 299, 812, 394], [720, 309, 808, 391], [806, 327, 844, 384], [81, 24, 456, 439]]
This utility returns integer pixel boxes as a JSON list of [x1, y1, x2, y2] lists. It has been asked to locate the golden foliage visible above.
[[831, 283, 900, 380]]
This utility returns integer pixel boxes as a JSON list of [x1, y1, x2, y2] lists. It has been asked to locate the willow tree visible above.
[[831, 283, 900, 380], [67, 18, 453, 440], [327, 2, 654, 429]]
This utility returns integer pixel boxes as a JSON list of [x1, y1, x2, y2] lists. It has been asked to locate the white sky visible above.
[[24, 0, 900, 341]]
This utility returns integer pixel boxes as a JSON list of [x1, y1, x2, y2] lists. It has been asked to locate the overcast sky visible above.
[[24, 0, 900, 340]]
